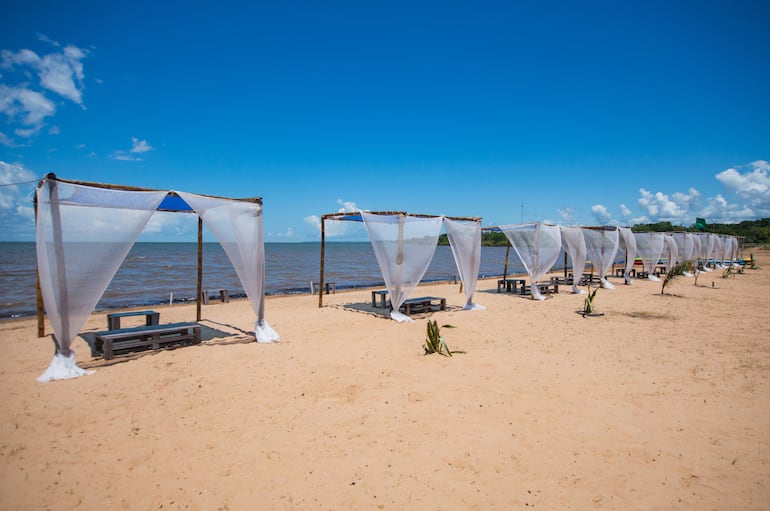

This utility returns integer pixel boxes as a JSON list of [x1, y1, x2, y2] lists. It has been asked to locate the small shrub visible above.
[[583, 284, 599, 315], [424, 320, 453, 356]]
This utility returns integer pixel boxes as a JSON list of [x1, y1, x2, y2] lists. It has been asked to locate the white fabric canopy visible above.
[[443, 217, 485, 310], [582, 227, 619, 289], [361, 212, 444, 322], [177, 192, 278, 342], [634, 232, 664, 282], [663, 234, 679, 272], [559, 226, 587, 294], [499, 223, 562, 300], [711, 234, 724, 268], [36, 176, 278, 382], [36, 180, 168, 382], [617, 227, 637, 285], [672, 232, 695, 264]]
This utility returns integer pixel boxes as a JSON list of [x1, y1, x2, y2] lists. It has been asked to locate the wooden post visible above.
[[563, 252, 568, 279], [502, 241, 510, 281], [318, 215, 326, 308], [34, 189, 45, 337], [196, 217, 203, 321]]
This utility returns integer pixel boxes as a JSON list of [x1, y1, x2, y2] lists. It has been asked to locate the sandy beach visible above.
[[1, 251, 769, 510]]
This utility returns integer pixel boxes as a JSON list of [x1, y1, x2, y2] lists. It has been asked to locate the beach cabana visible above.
[[318, 211, 483, 322], [663, 234, 679, 272], [617, 226, 637, 284], [497, 223, 562, 300], [581, 226, 620, 289], [35, 174, 278, 382], [633, 232, 665, 281], [558, 226, 587, 294]]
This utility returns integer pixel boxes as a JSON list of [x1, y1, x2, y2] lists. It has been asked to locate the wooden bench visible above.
[[497, 278, 526, 293], [106, 310, 160, 330], [95, 322, 201, 360], [399, 296, 446, 315], [520, 282, 559, 296]]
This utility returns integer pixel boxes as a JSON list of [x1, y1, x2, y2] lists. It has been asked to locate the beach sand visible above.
[[1, 250, 769, 510]]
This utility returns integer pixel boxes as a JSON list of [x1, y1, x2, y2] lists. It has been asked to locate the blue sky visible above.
[[1, 1, 769, 242]]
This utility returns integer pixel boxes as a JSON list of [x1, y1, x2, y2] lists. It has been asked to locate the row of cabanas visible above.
[[34, 174, 744, 382], [487, 225, 742, 300], [318, 215, 744, 309]]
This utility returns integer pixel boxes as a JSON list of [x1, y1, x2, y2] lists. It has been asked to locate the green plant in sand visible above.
[[661, 261, 692, 295], [583, 284, 599, 315], [424, 320, 454, 356]]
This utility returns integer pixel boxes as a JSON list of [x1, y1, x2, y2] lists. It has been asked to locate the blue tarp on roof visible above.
[[157, 194, 194, 212]]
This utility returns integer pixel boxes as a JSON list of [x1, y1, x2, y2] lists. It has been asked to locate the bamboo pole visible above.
[[502, 241, 510, 281], [34, 190, 45, 338], [318, 215, 326, 308], [196, 217, 203, 321]]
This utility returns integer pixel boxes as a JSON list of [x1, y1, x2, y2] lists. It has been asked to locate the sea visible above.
[[0, 242, 535, 319]]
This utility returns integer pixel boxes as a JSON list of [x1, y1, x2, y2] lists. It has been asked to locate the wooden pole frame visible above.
[[34, 173, 262, 337], [317, 211, 482, 308]]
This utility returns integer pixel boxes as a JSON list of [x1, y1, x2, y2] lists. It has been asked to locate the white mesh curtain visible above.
[[559, 226, 587, 294], [663, 235, 678, 271], [499, 223, 562, 300], [691, 234, 702, 267], [711, 234, 724, 268], [702, 233, 716, 271], [672, 232, 695, 276], [443, 218, 485, 310], [177, 192, 278, 342], [731, 237, 739, 266], [672, 232, 695, 263], [722, 236, 733, 268], [634, 232, 664, 281], [582, 227, 619, 289], [36, 178, 167, 382], [618, 227, 637, 285], [361, 212, 443, 322]]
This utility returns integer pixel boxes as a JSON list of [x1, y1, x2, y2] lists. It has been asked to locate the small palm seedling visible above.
[[424, 320, 454, 356], [582, 284, 600, 316], [662, 261, 692, 294]]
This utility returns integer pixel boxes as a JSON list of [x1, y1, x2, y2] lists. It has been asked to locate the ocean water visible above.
[[0, 242, 526, 319]]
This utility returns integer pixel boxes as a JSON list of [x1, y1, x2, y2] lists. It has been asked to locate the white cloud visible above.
[[268, 227, 295, 238], [557, 207, 573, 222], [130, 137, 153, 153], [110, 138, 154, 161], [0, 85, 56, 128], [699, 194, 756, 223], [0, 161, 37, 238], [637, 187, 701, 223], [0, 37, 88, 143], [304, 199, 363, 237], [590, 204, 611, 224], [715, 160, 770, 217], [48, 125, 60, 135], [619, 204, 631, 217]]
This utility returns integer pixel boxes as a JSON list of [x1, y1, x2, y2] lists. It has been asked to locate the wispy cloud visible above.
[[0, 35, 88, 142], [0, 161, 37, 238], [304, 198, 363, 238], [130, 137, 153, 153], [590, 204, 611, 225], [110, 137, 154, 161]]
